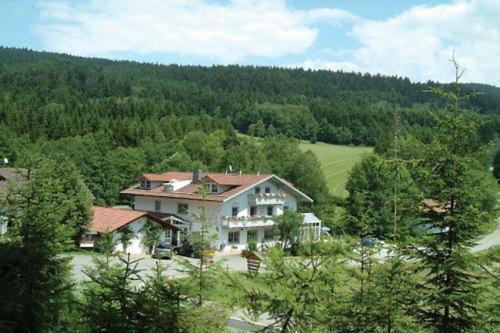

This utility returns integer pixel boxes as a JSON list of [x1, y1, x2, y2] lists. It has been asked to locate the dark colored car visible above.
[[152, 242, 173, 259], [175, 243, 195, 258], [361, 237, 379, 247]]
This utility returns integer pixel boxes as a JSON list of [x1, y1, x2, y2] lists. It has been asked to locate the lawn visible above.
[[236, 132, 373, 197], [299, 141, 373, 197]]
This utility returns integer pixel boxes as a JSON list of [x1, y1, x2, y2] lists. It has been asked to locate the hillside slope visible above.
[[300, 142, 372, 197], [1, 47, 498, 148]]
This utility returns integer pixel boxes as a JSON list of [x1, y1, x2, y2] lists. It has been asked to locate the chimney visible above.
[[163, 183, 174, 192], [192, 169, 201, 182]]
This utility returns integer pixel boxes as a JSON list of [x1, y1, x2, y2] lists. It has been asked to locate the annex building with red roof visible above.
[[79, 206, 178, 254], [120, 170, 321, 252]]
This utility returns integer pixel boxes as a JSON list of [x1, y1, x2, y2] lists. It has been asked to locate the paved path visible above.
[[473, 218, 500, 253], [70, 220, 499, 282], [69, 252, 249, 282]]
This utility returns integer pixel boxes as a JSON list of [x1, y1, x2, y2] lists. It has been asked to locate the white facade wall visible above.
[[134, 196, 221, 245], [112, 217, 169, 255], [133, 178, 306, 252]]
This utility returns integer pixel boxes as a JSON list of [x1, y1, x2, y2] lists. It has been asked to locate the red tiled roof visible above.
[[89, 206, 176, 233], [204, 173, 271, 186], [121, 172, 272, 202], [121, 171, 313, 203], [141, 172, 193, 182], [421, 199, 450, 214]]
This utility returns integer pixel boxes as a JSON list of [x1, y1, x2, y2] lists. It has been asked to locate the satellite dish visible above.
[[3, 158, 7, 165]]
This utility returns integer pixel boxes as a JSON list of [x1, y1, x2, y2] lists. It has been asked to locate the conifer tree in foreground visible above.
[[0, 154, 89, 332], [410, 56, 497, 333], [230, 238, 348, 333]]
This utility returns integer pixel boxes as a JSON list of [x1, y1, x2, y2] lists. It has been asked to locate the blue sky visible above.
[[1, 0, 499, 85]]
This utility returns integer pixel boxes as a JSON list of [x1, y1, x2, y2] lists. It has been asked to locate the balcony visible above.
[[221, 215, 276, 229], [248, 192, 286, 206]]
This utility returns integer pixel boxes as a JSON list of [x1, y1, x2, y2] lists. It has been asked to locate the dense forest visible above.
[[0, 46, 499, 206], [1, 46, 500, 145], [0, 47, 499, 333]]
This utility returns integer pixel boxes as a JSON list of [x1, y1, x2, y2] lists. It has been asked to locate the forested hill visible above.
[[1, 47, 499, 147]]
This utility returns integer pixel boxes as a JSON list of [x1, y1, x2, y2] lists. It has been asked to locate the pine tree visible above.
[[142, 219, 163, 254], [176, 188, 219, 306], [410, 56, 498, 332], [80, 253, 143, 332], [0, 155, 76, 331], [231, 239, 347, 332]]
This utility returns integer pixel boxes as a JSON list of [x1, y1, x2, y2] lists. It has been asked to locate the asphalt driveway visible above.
[[70, 219, 499, 282], [70, 251, 250, 282]]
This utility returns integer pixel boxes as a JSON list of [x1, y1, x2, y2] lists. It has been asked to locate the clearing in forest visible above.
[[299, 142, 372, 198]]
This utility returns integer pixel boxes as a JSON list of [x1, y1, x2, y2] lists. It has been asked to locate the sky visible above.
[[1, 0, 499, 85]]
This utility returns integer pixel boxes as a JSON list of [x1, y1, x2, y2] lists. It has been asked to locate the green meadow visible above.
[[299, 142, 373, 197]]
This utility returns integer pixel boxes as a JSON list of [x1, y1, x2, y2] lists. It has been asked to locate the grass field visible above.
[[299, 142, 372, 197], [236, 132, 372, 197]]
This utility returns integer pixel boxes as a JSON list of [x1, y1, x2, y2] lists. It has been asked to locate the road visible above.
[[71, 222, 499, 282], [472, 219, 500, 253], [69, 224, 498, 332], [70, 251, 250, 282]]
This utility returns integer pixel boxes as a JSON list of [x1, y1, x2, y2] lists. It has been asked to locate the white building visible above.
[[121, 171, 321, 252], [79, 206, 177, 255]]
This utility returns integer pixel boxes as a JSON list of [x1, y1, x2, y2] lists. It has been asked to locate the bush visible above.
[[248, 239, 257, 252]]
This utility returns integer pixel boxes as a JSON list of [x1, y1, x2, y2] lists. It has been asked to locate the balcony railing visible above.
[[248, 192, 286, 206], [221, 215, 276, 228]]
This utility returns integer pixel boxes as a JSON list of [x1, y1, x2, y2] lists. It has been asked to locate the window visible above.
[[267, 206, 273, 216], [228, 231, 240, 244], [164, 229, 172, 243], [177, 203, 188, 214], [283, 205, 289, 211], [247, 230, 257, 241], [264, 228, 274, 240], [265, 187, 271, 194], [255, 187, 261, 194], [231, 206, 238, 217], [140, 179, 151, 189], [155, 200, 161, 212], [210, 183, 218, 193], [250, 206, 257, 216]]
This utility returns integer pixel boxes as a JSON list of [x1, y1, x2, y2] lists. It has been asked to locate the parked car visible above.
[[174, 243, 194, 257], [361, 237, 379, 247], [152, 242, 173, 259]]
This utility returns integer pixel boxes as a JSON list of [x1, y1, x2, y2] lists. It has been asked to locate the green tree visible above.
[[0, 155, 76, 332], [136, 263, 188, 332], [346, 153, 421, 236], [96, 230, 118, 258], [136, 262, 227, 333], [80, 254, 143, 332], [410, 58, 498, 333], [274, 210, 304, 250], [118, 226, 134, 254], [176, 188, 219, 306], [142, 220, 163, 254], [493, 148, 500, 181], [230, 239, 348, 333], [248, 119, 267, 137]]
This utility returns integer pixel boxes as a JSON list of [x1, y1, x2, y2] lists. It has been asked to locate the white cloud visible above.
[[36, 0, 322, 62], [305, 8, 358, 25], [35, 0, 500, 84], [303, 0, 500, 85]]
